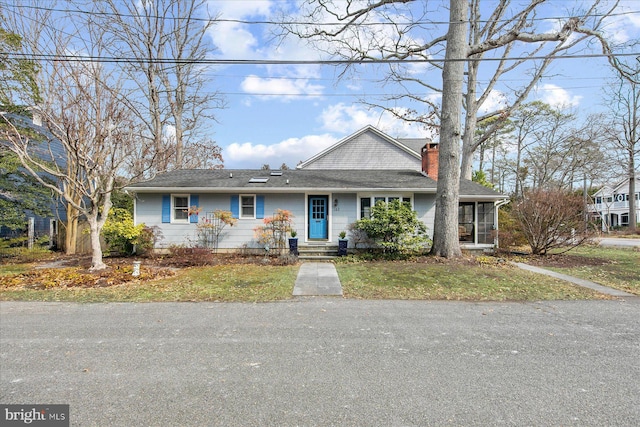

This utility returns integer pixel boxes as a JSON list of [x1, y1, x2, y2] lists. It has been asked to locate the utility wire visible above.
[[3, 1, 639, 26], [2, 51, 639, 64]]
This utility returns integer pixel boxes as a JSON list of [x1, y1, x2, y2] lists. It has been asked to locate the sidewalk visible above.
[[513, 262, 635, 298], [293, 262, 343, 296]]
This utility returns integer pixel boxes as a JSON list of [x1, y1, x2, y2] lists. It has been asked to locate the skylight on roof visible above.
[[249, 177, 269, 183], [270, 170, 283, 176]]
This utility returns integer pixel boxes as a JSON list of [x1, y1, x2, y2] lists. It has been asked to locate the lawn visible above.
[[335, 259, 608, 301], [538, 246, 640, 295], [1, 247, 633, 302], [0, 264, 299, 303]]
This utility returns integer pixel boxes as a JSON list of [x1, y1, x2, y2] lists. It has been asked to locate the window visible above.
[[359, 195, 412, 219], [241, 195, 255, 219], [596, 196, 602, 204], [173, 195, 189, 223], [477, 202, 495, 244], [621, 213, 629, 226], [458, 203, 474, 243], [360, 198, 371, 219]]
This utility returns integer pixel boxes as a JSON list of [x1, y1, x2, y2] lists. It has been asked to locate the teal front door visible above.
[[309, 196, 328, 239]]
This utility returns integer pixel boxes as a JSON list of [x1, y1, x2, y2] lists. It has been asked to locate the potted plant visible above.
[[288, 230, 299, 256], [338, 231, 348, 256]]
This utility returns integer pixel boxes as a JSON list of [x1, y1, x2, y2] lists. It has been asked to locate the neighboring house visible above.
[[588, 175, 640, 230], [0, 111, 66, 247], [126, 125, 507, 251]]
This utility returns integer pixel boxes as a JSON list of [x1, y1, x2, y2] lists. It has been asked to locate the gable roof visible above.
[[126, 168, 504, 199], [297, 125, 425, 169], [397, 138, 431, 155], [593, 175, 639, 196]]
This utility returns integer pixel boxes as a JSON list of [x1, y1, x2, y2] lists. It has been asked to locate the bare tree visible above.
[[98, 0, 225, 175], [284, 0, 621, 257], [603, 72, 640, 232], [1, 21, 142, 270], [2, 2, 86, 254]]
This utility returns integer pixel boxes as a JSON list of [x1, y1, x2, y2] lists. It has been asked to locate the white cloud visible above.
[[211, 0, 272, 18], [225, 134, 338, 169], [601, 4, 640, 44], [240, 75, 324, 100], [535, 83, 582, 108], [478, 90, 507, 115], [211, 22, 260, 59], [319, 103, 433, 139]]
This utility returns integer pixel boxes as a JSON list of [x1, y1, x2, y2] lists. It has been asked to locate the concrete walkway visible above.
[[513, 262, 635, 297], [293, 262, 343, 296]]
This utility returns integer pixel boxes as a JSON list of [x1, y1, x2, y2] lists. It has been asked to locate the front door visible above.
[[309, 196, 328, 239]]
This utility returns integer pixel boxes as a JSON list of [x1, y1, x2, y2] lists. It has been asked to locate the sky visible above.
[[195, 0, 640, 170], [10, 0, 637, 170]]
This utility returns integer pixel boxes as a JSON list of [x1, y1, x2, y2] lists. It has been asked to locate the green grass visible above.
[[544, 246, 640, 295], [0, 263, 33, 276], [3, 247, 634, 302], [336, 261, 609, 301], [0, 264, 300, 303]]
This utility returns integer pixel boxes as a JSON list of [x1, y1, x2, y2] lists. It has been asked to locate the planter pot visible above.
[[288, 238, 299, 256], [338, 239, 348, 256]]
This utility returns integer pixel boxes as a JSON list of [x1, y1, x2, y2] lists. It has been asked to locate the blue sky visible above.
[[202, 0, 640, 169]]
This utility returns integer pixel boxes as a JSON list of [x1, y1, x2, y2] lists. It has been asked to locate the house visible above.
[[125, 126, 507, 252], [588, 175, 640, 230], [0, 111, 66, 248]]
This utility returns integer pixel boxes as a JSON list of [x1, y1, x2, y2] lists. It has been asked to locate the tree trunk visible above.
[[87, 215, 106, 270], [460, 56, 479, 181], [629, 157, 637, 233], [64, 203, 78, 255], [430, 0, 468, 258]]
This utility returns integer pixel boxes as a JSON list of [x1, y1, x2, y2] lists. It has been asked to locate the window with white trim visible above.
[[240, 195, 256, 219], [173, 195, 189, 223], [359, 195, 412, 219]]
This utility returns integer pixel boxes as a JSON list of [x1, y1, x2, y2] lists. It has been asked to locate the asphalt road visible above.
[[598, 237, 640, 248], [1, 299, 639, 427]]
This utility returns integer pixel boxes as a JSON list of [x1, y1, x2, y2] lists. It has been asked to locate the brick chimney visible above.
[[421, 143, 439, 180]]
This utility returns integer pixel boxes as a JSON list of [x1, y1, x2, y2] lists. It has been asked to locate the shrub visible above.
[[196, 210, 237, 251], [254, 209, 294, 251], [101, 208, 146, 255], [136, 226, 163, 255], [495, 204, 527, 251], [511, 188, 595, 255], [351, 199, 430, 254]]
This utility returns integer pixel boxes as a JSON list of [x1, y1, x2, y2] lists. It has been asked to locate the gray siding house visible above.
[[126, 126, 507, 251]]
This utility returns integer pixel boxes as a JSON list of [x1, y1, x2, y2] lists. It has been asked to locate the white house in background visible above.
[[125, 125, 508, 251], [588, 175, 640, 229]]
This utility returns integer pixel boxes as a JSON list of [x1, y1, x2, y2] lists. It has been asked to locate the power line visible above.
[[3, 1, 639, 27], [2, 51, 638, 65]]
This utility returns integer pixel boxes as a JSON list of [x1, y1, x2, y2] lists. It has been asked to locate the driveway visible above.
[[1, 299, 639, 426]]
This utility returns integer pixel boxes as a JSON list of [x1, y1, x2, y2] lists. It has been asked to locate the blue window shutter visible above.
[[190, 195, 199, 223], [256, 196, 265, 219], [230, 195, 239, 218], [161, 195, 171, 223], [189, 194, 200, 224]]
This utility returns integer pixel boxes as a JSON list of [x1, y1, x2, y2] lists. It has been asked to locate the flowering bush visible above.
[[254, 209, 294, 251], [196, 210, 237, 251]]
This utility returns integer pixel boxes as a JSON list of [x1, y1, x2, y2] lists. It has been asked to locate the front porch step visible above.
[[297, 245, 340, 260]]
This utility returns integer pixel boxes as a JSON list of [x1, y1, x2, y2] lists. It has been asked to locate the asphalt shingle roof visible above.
[[126, 169, 504, 198]]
